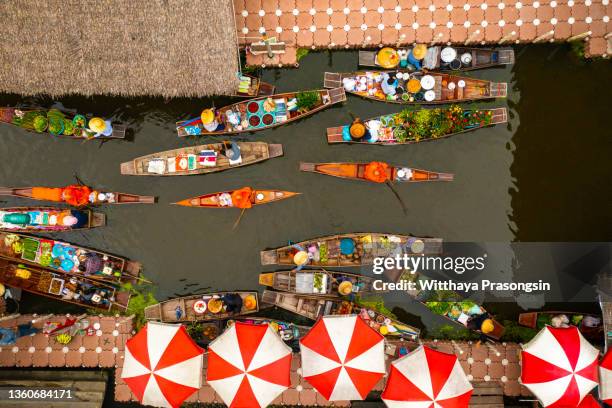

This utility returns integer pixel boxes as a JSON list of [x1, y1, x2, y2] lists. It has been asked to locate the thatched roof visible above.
[[0, 0, 240, 97]]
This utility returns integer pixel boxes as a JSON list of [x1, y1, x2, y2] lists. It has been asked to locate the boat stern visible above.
[[267, 144, 284, 158], [120, 161, 137, 175], [259, 273, 276, 287], [144, 304, 162, 321], [260, 250, 278, 265], [91, 212, 107, 228]]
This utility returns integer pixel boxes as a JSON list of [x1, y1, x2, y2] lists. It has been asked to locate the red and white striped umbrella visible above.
[[300, 315, 386, 401], [207, 321, 292, 408], [121, 321, 204, 408], [521, 326, 599, 407], [381, 345, 473, 408], [599, 349, 611, 405]]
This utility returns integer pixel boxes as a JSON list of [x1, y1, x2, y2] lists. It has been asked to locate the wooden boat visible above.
[[228, 317, 311, 343], [259, 270, 379, 297], [0, 107, 126, 139], [173, 188, 300, 208], [120, 142, 283, 176], [0, 258, 130, 312], [176, 88, 346, 137], [0, 207, 105, 232], [0, 231, 141, 285], [144, 291, 259, 323], [233, 74, 276, 98], [260, 233, 443, 268], [299, 162, 453, 183], [519, 311, 604, 340], [324, 71, 507, 104], [326, 107, 508, 145], [0, 187, 155, 206], [261, 290, 420, 340], [358, 46, 514, 71]]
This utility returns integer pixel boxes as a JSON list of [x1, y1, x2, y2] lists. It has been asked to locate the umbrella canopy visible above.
[[521, 326, 599, 407], [599, 349, 611, 404], [300, 315, 386, 401], [207, 321, 292, 408], [381, 345, 473, 408], [121, 321, 204, 408]]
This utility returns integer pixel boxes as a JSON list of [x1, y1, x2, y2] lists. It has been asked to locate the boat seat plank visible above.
[[498, 49, 515, 64], [324, 72, 343, 89], [326, 126, 344, 143], [490, 107, 508, 124], [490, 82, 507, 98], [328, 87, 347, 104]]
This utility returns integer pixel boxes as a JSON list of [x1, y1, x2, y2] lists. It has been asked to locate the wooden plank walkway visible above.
[[236, 0, 611, 67]]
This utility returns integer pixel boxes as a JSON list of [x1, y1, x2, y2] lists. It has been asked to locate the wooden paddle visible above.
[[385, 180, 408, 215], [232, 189, 256, 230]]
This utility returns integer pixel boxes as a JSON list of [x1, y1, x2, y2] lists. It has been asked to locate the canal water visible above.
[[0, 44, 609, 330]]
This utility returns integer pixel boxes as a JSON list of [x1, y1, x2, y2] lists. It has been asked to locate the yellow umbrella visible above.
[[376, 47, 399, 68]]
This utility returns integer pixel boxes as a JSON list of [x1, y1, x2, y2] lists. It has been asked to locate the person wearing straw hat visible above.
[[290, 243, 310, 271], [408, 44, 428, 70], [88, 117, 113, 138]]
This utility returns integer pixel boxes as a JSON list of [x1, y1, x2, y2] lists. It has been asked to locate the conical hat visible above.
[[412, 44, 428, 60]]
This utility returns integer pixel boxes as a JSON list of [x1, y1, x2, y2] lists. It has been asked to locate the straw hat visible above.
[[338, 281, 353, 296], [244, 295, 257, 310], [349, 121, 366, 139], [201, 109, 215, 125], [481, 319, 494, 334], [293, 250, 308, 266], [88, 117, 106, 133], [412, 44, 428, 60], [0, 283, 4, 297]]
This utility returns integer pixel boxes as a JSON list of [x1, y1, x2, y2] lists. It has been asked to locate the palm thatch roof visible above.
[[0, 0, 240, 97]]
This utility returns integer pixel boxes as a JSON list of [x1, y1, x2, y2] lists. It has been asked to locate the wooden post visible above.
[[533, 30, 554, 43], [464, 30, 481, 45], [431, 32, 444, 45], [567, 30, 592, 42], [499, 31, 517, 44], [396, 34, 406, 48]]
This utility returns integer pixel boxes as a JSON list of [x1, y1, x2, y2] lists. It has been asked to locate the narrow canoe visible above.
[[358, 46, 515, 71], [120, 142, 283, 176], [299, 162, 453, 183], [0, 187, 155, 205], [228, 317, 311, 343], [324, 71, 507, 104], [261, 290, 420, 340], [260, 232, 443, 267], [0, 207, 105, 232], [233, 74, 276, 98], [259, 269, 380, 297], [0, 107, 126, 139], [519, 311, 604, 341], [326, 107, 508, 145], [173, 189, 300, 208], [176, 88, 346, 136], [144, 291, 259, 323], [0, 258, 130, 312], [0, 231, 141, 285]]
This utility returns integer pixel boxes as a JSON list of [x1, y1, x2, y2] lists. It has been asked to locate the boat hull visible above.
[[174, 190, 300, 208], [0, 207, 105, 232], [299, 162, 453, 182], [259, 269, 380, 297], [0, 187, 155, 205]]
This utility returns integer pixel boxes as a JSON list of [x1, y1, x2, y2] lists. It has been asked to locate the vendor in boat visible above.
[[408, 44, 427, 70], [381, 73, 398, 96], [224, 142, 242, 162], [222, 293, 243, 313], [467, 313, 495, 342], [290, 243, 310, 271], [88, 117, 113, 138]]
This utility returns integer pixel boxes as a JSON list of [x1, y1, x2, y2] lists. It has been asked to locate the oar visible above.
[[385, 180, 408, 215], [232, 207, 248, 230]]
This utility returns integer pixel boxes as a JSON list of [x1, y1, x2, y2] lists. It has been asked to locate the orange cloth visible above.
[[231, 187, 253, 209], [31, 187, 63, 202], [363, 162, 390, 183], [60, 185, 92, 207]]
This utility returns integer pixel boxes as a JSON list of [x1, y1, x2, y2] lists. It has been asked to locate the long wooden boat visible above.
[[0, 258, 130, 312], [260, 233, 443, 267], [233, 74, 276, 98], [228, 317, 311, 344], [326, 107, 508, 145], [358, 46, 514, 71], [261, 290, 420, 340], [144, 291, 259, 323], [0, 187, 155, 206], [176, 88, 346, 137], [0, 231, 141, 285], [173, 188, 300, 208], [324, 71, 507, 104], [120, 142, 283, 176], [259, 270, 379, 297], [299, 162, 453, 183], [519, 311, 604, 341], [0, 207, 105, 232], [0, 107, 126, 139]]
